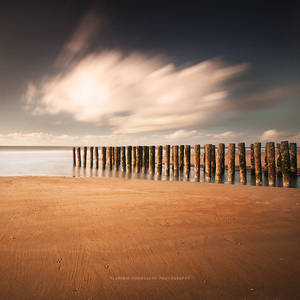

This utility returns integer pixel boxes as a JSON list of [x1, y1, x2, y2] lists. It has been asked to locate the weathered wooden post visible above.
[[184, 145, 191, 178], [227, 143, 235, 183], [136, 146, 142, 172], [77, 147, 81, 167], [126, 146, 132, 172], [276, 143, 282, 175], [164, 145, 170, 177], [173, 145, 179, 177], [204, 144, 212, 179], [216, 143, 225, 182], [289, 143, 297, 175], [111, 147, 115, 166], [108, 147, 113, 169], [94, 146, 99, 169], [83, 146, 87, 168], [254, 142, 262, 185], [263, 144, 268, 174], [101, 146, 106, 169], [194, 144, 200, 180], [121, 146, 126, 172], [142, 146, 146, 172], [280, 141, 290, 187], [157, 145, 163, 176], [113, 147, 117, 167], [250, 144, 255, 175], [117, 147, 121, 169], [90, 147, 94, 168], [211, 145, 216, 175], [142, 146, 147, 173], [146, 146, 150, 171], [179, 145, 184, 172], [238, 142, 246, 184], [132, 146, 136, 169], [149, 146, 155, 175], [266, 142, 275, 186], [73, 147, 76, 167]]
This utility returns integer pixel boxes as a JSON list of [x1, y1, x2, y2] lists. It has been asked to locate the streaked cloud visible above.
[[23, 82, 36, 106], [54, 10, 103, 67], [26, 51, 248, 133], [23, 10, 299, 139]]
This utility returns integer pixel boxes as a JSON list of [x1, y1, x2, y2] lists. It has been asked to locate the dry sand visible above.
[[0, 177, 300, 300]]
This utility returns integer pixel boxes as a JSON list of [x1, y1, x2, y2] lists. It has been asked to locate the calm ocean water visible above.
[[0, 148, 299, 188]]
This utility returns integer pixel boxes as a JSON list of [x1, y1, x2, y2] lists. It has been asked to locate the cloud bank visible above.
[[1, 129, 299, 146]]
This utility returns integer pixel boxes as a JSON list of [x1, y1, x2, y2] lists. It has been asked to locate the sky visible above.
[[0, 1, 299, 146]]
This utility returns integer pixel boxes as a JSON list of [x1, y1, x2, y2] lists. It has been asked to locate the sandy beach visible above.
[[0, 177, 300, 299]]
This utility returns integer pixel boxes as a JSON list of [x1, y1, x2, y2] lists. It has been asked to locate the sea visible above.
[[0, 146, 299, 188]]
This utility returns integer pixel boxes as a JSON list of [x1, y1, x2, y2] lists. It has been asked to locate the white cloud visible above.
[[26, 52, 248, 133], [164, 129, 198, 140], [261, 129, 300, 143]]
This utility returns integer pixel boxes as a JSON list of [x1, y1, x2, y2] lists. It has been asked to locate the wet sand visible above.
[[0, 177, 300, 299]]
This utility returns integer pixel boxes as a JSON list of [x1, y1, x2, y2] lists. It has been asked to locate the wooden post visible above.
[[136, 146, 142, 173], [194, 144, 200, 180], [126, 146, 132, 172], [204, 144, 212, 179], [108, 147, 113, 169], [216, 143, 225, 182], [266, 142, 275, 187], [146, 146, 149, 171], [179, 145, 184, 172], [250, 144, 255, 175], [77, 147, 81, 167], [276, 143, 282, 175], [121, 146, 126, 172], [184, 145, 191, 178], [264, 143, 268, 174], [203, 145, 206, 173], [132, 146, 136, 169], [173, 145, 179, 177], [280, 141, 290, 187], [111, 147, 115, 166], [227, 143, 235, 183], [83, 146, 87, 168], [211, 145, 216, 175], [157, 146, 163, 176], [149, 146, 155, 175], [289, 143, 297, 175], [101, 146, 106, 169], [142, 146, 146, 172], [90, 147, 94, 168], [117, 147, 121, 170], [113, 147, 117, 167], [95, 147, 99, 169], [164, 145, 170, 176], [254, 142, 262, 185], [238, 142, 246, 184], [142, 146, 147, 173], [73, 147, 76, 167]]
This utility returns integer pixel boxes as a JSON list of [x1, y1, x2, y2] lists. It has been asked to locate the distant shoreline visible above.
[[0, 146, 72, 151]]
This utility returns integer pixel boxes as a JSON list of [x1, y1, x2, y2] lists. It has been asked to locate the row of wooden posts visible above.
[[72, 141, 297, 187]]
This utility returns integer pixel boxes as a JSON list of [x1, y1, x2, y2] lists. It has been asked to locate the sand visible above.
[[0, 177, 300, 299]]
